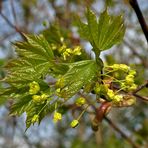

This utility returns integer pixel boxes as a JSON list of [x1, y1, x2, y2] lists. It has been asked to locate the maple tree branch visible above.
[[129, 0, 148, 43], [133, 93, 148, 101], [0, 11, 26, 40], [78, 92, 140, 147], [10, 0, 17, 25], [113, 84, 148, 102], [133, 80, 148, 94], [123, 40, 148, 67]]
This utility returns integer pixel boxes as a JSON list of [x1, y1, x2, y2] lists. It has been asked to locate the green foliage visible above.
[[77, 8, 125, 55], [3, 34, 54, 88], [42, 23, 63, 44], [0, 8, 127, 129], [57, 60, 98, 99]]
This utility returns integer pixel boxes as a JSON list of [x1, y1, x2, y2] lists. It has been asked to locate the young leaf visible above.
[[10, 94, 32, 116], [14, 34, 54, 60], [3, 34, 55, 88], [25, 102, 46, 129], [77, 8, 125, 53], [42, 23, 63, 44], [97, 9, 125, 50], [58, 60, 98, 99], [86, 9, 99, 51]]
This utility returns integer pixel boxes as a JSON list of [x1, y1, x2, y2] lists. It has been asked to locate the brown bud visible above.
[[91, 102, 112, 131]]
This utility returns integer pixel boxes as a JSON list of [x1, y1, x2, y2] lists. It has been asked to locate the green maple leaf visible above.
[[0, 34, 56, 127], [3, 34, 54, 88], [77, 8, 125, 54], [58, 60, 98, 99]]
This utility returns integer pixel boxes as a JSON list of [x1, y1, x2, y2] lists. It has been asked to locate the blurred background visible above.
[[0, 0, 147, 148]]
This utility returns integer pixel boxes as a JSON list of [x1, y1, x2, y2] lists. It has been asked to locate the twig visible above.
[[129, 0, 148, 43], [123, 40, 148, 67], [104, 116, 140, 148], [0, 11, 26, 40], [78, 92, 140, 147], [10, 0, 17, 25], [133, 93, 148, 101], [133, 80, 148, 93], [0, 32, 16, 45], [113, 85, 148, 102]]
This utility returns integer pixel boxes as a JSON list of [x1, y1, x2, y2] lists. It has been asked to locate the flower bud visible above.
[[31, 115, 39, 123], [125, 74, 134, 84], [29, 81, 40, 95], [107, 89, 115, 99], [128, 84, 137, 91], [53, 112, 62, 123], [56, 77, 65, 88], [112, 64, 120, 70], [73, 46, 81, 55], [113, 95, 123, 103], [129, 70, 136, 76], [70, 120, 79, 128], [76, 97, 86, 106], [120, 64, 130, 72], [32, 95, 41, 103]]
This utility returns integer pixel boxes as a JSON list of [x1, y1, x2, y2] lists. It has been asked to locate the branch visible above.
[[0, 32, 16, 45], [113, 84, 148, 102], [10, 0, 17, 25], [0, 11, 26, 40], [78, 92, 140, 147], [123, 40, 148, 67], [133, 93, 148, 101], [104, 116, 140, 148], [133, 80, 148, 93], [129, 0, 148, 43]]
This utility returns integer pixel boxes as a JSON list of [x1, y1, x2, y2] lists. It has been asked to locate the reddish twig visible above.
[[78, 92, 140, 147]]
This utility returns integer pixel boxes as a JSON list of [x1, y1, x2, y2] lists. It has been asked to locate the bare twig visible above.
[[123, 40, 148, 67], [133, 93, 148, 101], [10, 0, 17, 25], [0, 32, 16, 45], [0, 11, 26, 40], [129, 0, 148, 43]]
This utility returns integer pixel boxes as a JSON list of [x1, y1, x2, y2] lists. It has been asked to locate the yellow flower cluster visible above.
[[29, 81, 40, 95], [55, 77, 66, 96], [59, 44, 81, 60], [107, 88, 123, 103], [32, 94, 48, 103], [110, 64, 130, 72], [106, 64, 137, 92], [121, 70, 137, 91], [94, 82, 100, 94], [53, 112, 62, 123], [76, 97, 86, 106], [56, 77, 65, 88], [29, 81, 50, 103]]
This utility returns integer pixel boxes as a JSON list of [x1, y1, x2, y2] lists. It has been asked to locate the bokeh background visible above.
[[0, 0, 147, 148]]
